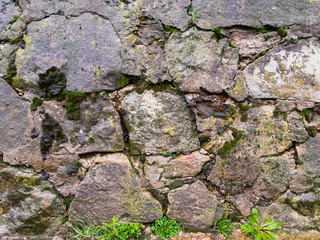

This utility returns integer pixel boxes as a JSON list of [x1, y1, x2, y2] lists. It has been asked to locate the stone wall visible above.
[[1, 0, 320, 238]]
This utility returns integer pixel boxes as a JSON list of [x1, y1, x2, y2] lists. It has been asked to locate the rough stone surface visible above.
[[252, 154, 295, 200], [258, 203, 318, 230], [167, 181, 218, 230], [0, 162, 64, 237], [142, 0, 191, 31], [277, 191, 320, 218], [0, 78, 30, 153], [234, 105, 292, 157], [69, 154, 163, 224], [163, 152, 210, 179], [41, 93, 124, 155], [288, 111, 309, 142], [243, 38, 320, 101], [166, 28, 239, 93], [0, 0, 24, 40], [228, 29, 281, 66], [208, 152, 261, 195], [296, 134, 320, 176], [121, 90, 200, 155], [0, 43, 18, 77], [16, 13, 122, 92], [192, 0, 320, 30]]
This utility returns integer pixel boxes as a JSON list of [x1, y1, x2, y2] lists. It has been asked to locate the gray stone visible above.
[[167, 181, 218, 230], [192, 0, 319, 30], [226, 72, 250, 101], [121, 90, 200, 155], [0, 0, 24, 40], [0, 43, 18, 77], [69, 154, 163, 224], [0, 162, 64, 237], [141, 0, 191, 31], [234, 105, 292, 157], [277, 191, 320, 218], [258, 203, 318, 230], [208, 152, 261, 195], [296, 134, 320, 176], [243, 38, 320, 101], [228, 28, 281, 67], [166, 28, 239, 93], [15, 13, 122, 92], [185, 94, 233, 141], [0, 78, 29, 153], [288, 112, 309, 142], [290, 170, 315, 194], [163, 151, 210, 179], [72, 95, 124, 154], [122, 43, 171, 84], [252, 154, 295, 200], [39, 91, 124, 155], [121, 18, 171, 84]]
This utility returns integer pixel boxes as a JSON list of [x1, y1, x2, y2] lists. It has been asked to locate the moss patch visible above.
[[38, 67, 67, 98], [117, 74, 130, 89], [277, 28, 287, 38], [30, 97, 43, 111], [218, 131, 244, 157], [40, 114, 67, 156]]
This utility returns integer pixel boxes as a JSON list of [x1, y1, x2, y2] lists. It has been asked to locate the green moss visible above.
[[277, 28, 287, 38], [129, 139, 142, 155], [253, 28, 271, 34], [9, 35, 22, 45], [168, 180, 184, 190], [27, 177, 41, 186], [229, 43, 236, 48], [88, 137, 95, 143], [258, 49, 268, 57], [218, 131, 244, 157], [273, 108, 287, 118], [295, 157, 304, 165], [61, 216, 69, 225], [151, 38, 165, 49], [117, 74, 130, 89], [163, 25, 181, 39], [63, 196, 74, 208], [306, 126, 317, 137], [213, 28, 222, 38], [62, 92, 89, 120], [6, 60, 28, 91], [30, 97, 43, 111], [299, 109, 311, 122], [239, 104, 250, 111], [38, 67, 67, 98], [8, 15, 19, 24], [240, 114, 248, 122], [135, 83, 176, 94]]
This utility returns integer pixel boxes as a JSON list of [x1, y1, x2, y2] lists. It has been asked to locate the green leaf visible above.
[[248, 216, 257, 225], [266, 231, 280, 239], [255, 232, 263, 240], [251, 208, 259, 223], [263, 222, 282, 230]]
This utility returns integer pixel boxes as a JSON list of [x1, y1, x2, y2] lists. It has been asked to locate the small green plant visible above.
[[68, 216, 143, 240], [216, 219, 236, 239], [152, 217, 181, 239], [98, 216, 143, 240], [187, 6, 200, 21], [215, 195, 236, 239], [240, 208, 282, 240], [69, 219, 100, 240]]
